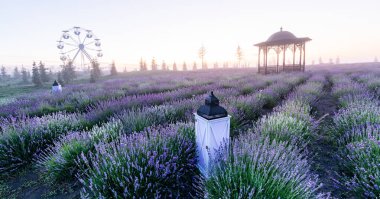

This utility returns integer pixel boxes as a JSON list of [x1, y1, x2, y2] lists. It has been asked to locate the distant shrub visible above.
[[332, 83, 364, 99], [255, 111, 313, 146], [117, 105, 191, 134], [239, 85, 255, 95], [288, 81, 324, 104]]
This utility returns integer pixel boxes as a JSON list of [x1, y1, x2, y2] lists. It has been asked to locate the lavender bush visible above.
[[77, 124, 201, 198], [205, 133, 320, 198], [340, 137, 380, 198], [333, 101, 380, 136], [36, 119, 123, 183], [36, 131, 93, 183], [0, 113, 84, 174]]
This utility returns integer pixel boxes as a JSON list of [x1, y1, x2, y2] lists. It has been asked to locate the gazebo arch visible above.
[[254, 28, 311, 74]]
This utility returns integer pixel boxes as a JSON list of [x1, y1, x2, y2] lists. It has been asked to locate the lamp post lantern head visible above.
[[197, 91, 227, 120], [52, 80, 59, 86]]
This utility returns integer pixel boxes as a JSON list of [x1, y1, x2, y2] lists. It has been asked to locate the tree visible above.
[[236, 45, 243, 67], [161, 61, 167, 71], [329, 58, 334, 64], [223, 62, 228, 68], [199, 45, 206, 69], [90, 61, 101, 82], [110, 61, 118, 76], [319, 57, 323, 65], [192, 62, 197, 71], [38, 61, 49, 82], [173, 62, 177, 71], [139, 58, 147, 71], [32, 62, 42, 86], [48, 69, 53, 78], [57, 72, 64, 85], [336, 56, 340, 65], [1, 66, 7, 80], [182, 62, 187, 71], [21, 67, 28, 83], [62, 61, 76, 84], [151, 58, 157, 71], [203, 62, 208, 70], [13, 67, 21, 79], [213, 62, 218, 69], [143, 61, 147, 71]]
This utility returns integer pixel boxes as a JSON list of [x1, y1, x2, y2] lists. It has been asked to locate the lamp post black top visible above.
[[52, 80, 60, 86], [197, 91, 228, 120]]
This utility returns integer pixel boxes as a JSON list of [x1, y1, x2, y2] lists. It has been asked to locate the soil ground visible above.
[[1, 167, 80, 199], [310, 79, 344, 198]]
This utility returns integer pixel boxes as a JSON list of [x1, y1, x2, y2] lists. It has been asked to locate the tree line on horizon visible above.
[[0, 60, 120, 87], [138, 45, 248, 71], [138, 58, 250, 72]]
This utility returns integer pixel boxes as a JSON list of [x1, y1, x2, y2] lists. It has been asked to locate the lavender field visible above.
[[0, 67, 379, 198]]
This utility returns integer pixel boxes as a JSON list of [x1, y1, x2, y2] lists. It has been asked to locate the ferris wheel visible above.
[[57, 26, 103, 70]]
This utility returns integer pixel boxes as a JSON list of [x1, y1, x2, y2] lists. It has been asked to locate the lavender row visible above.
[[330, 74, 380, 198], [351, 73, 380, 99], [224, 73, 310, 133]]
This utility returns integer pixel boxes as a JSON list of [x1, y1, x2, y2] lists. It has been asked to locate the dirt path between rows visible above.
[[310, 78, 343, 197], [1, 168, 80, 199]]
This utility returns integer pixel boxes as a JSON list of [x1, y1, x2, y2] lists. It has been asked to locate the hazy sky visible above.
[[0, 0, 379, 70]]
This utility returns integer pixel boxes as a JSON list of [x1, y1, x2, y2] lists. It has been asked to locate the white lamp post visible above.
[[194, 91, 230, 176], [52, 80, 62, 94]]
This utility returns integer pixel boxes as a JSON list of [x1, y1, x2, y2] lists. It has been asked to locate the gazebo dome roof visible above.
[[254, 28, 311, 47], [267, 30, 296, 42]]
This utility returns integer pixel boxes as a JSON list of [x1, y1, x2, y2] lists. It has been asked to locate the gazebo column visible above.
[[262, 47, 265, 74], [283, 45, 286, 72], [276, 47, 280, 73], [299, 44, 302, 70], [303, 43, 306, 71], [292, 44, 296, 70], [264, 46, 268, 74], [258, 47, 261, 73]]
